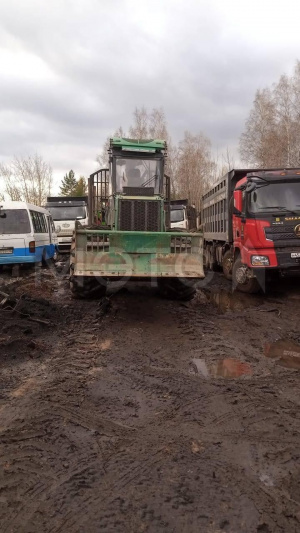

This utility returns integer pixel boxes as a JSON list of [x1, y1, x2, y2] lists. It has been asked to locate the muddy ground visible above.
[[0, 264, 300, 533]]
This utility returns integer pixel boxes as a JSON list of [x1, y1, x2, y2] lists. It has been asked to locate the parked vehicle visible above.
[[170, 200, 198, 231], [0, 201, 57, 267], [170, 204, 188, 230], [202, 168, 300, 293], [45, 196, 88, 253], [70, 138, 204, 300]]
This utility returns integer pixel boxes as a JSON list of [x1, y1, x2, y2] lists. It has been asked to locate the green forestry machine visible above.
[[70, 138, 204, 300]]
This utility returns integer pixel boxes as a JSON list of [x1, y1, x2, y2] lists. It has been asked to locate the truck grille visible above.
[[58, 229, 73, 236], [265, 224, 300, 245], [119, 200, 161, 231]]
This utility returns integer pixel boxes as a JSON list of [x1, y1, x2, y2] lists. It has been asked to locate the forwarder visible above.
[[70, 138, 204, 300]]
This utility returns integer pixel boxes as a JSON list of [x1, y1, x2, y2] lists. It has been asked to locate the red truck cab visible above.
[[232, 170, 300, 292], [202, 168, 300, 293]]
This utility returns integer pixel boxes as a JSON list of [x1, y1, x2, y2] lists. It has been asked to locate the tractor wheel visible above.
[[157, 277, 197, 301], [70, 275, 107, 299], [232, 258, 260, 294], [222, 250, 233, 280]]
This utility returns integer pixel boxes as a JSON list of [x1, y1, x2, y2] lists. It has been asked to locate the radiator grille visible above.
[[265, 224, 300, 242], [119, 200, 161, 231], [86, 233, 109, 252], [171, 236, 192, 253]]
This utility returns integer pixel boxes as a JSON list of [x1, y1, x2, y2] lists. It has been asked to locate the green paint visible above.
[[111, 138, 166, 151]]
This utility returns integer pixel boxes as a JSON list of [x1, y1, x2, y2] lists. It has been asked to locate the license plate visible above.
[[0, 248, 13, 254], [291, 252, 300, 258], [60, 238, 71, 242]]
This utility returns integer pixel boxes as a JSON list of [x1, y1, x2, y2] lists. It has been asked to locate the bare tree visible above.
[[240, 61, 300, 167], [240, 88, 281, 166], [0, 154, 52, 206], [222, 147, 236, 172], [97, 107, 171, 167], [149, 108, 169, 140], [175, 132, 216, 210], [97, 126, 125, 168], [96, 107, 216, 209], [274, 74, 296, 167], [128, 107, 149, 138]]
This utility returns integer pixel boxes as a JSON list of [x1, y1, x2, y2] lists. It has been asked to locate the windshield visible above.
[[170, 208, 185, 222], [248, 181, 300, 214], [48, 206, 87, 221], [116, 158, 162, 193], [0, 209, 31, 234]]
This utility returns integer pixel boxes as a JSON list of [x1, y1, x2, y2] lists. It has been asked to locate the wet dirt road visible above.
[[0, 267, 300, 533]]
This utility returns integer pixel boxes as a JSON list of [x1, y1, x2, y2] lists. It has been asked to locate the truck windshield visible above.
[[116, 158, 161, 193], [48, 206, 87, 221], [170, 209, 184, 222], [0, 209, 31, 234], [249, 181, 300, 213]]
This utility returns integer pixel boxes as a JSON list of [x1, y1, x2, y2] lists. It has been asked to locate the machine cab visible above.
[[110, 138, 166, 197]]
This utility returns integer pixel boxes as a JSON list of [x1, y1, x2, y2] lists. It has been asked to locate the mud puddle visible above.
[[264, 339, 300, 370], [204, 288, 263, 314], [190, 357, 253, 378]]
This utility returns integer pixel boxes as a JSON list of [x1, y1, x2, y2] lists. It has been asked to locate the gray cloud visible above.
[[0, 0, 299, 191]]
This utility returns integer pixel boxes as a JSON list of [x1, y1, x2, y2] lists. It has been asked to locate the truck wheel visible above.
[[232, 258, 260, 294], [157, 278, 197, 301], [222, 250, 233, 280]]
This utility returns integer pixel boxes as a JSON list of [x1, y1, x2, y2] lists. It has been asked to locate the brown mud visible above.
[[0, 264, 300, 532]]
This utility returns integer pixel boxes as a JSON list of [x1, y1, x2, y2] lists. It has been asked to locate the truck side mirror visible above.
[[233, 206, 242, 216]]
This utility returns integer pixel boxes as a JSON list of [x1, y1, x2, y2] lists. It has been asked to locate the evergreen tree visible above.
[[73, 176, 87, 196], [60, 170, 77, 196]]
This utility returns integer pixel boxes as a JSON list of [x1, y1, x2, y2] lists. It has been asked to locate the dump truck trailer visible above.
[[202, 168, 300, 292], [70, 138, 204, 300]]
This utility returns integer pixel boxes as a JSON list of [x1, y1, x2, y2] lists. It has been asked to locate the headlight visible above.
[[56, 225, 61, 233], [251, 255, 270, 266]]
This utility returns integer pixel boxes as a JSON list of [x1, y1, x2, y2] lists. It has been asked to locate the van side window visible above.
[[30, 211, 48, 233]]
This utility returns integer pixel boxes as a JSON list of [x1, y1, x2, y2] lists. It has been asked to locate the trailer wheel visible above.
[[157, 278, 197, 301], [222, 250, 233, 280], [232, 258, 260, 294]]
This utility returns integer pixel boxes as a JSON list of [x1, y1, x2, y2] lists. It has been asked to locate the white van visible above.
[[0, 201, 58, 267]]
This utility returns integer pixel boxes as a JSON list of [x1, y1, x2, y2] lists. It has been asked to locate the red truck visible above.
[[202, 168, 300, 293]]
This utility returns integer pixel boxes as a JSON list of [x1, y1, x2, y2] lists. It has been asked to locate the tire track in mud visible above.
[[0, 276, 300, 532]]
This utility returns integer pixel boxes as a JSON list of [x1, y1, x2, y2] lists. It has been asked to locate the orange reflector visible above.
[[29, 241, 35, 253]]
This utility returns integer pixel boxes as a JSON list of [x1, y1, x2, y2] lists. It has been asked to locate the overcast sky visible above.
[[0, 0, 299, 192]]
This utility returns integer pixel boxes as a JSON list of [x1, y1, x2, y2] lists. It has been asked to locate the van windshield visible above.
[[48, 206, 87, 221], [0, 209, 31, 234]]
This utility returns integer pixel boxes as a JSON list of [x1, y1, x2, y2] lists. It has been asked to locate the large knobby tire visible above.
[[222, 250, 233, 280], [70, 275, 107, 299], [158, 278, 197, 301], [232, 258, 260, 294], [69, 240, 107, 299]]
